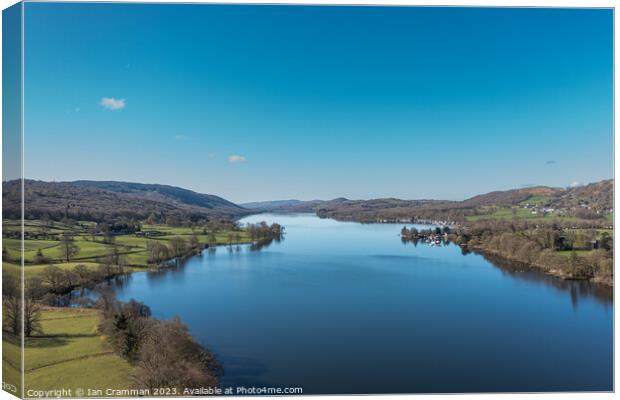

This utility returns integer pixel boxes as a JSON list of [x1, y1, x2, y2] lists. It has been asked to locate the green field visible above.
[[3, 219, 253, 280], [2, 219, 256, 396], [3, 308, 133, 396], [555, 250, 594, 258], [465, 206, 613, 223], [466, 207, 544, 221], [518, 195, 550, 206], [1, 219, 258, 396]]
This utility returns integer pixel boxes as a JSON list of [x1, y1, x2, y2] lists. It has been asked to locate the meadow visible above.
[[3, 307, 134, 395], [2, 218, 258, 395], [2, 219, 253, 279]]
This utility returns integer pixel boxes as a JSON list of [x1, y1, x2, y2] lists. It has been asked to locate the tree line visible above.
[[97, 291, 221, 391], [451, 219, 613, 285]]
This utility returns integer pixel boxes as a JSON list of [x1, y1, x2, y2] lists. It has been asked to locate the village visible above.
[[400, 226, 451, 246]]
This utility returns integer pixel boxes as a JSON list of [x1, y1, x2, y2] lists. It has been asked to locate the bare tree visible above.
[[41, 265, 65, 293], [24, 279, 43, 337], [2, 274, 20, 335], [134, 318, 220, 391], [169, 237, 187, 258], [59, 232, 79, 262], [189, 234, 200, 250], [73, 264, 90, 285], [147, 241, 170, 264]]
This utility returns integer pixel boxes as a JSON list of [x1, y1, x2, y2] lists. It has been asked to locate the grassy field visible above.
[[3, 219, 253, 280], [3, 219, 255, 396], [466, 207, 536, 221], [1, 219, 260, 396], [555, 249, 594, 257], [3, 308, 134, 396], [465, 206, 614, 223]]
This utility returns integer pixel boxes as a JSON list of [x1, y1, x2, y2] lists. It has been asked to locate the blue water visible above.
[[112, 213, 613, 394]]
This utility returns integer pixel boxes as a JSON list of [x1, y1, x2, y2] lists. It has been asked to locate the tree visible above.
[[24, 279, 43, 337], [146, 213, 158, 225], [113, 300, 152, 360], [600, 232, 613, 251], [59, 232, 79, 262], [207, 234, 217, 249], [38, 222, 51, 239], [134, 318, 220, 391], [2, 274, 20, 335], [104, 247, 125, 269], [189, 234, 200, 250], [169, 237, 187, 258], [34, 248, 48, 264], [41, 265, 65, 293], [147, 241, 170, 264], [74, 264, 92, 286], [227, 233, 234, 247], [2, 246, 10, 262]]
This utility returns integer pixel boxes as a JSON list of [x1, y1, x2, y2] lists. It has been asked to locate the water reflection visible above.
[[65, 214, 612, 393], [400, 236, 612, 308], [480, 253, 613, 308]]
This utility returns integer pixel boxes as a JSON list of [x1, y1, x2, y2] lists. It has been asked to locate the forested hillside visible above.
[[3, 180, 250, 223]]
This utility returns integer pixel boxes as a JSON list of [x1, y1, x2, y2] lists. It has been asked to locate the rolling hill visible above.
[[240, 199, 305, 211], [3, 180, 250, 222], [4, 178, 612, 224], [249, 180, 613, 223]]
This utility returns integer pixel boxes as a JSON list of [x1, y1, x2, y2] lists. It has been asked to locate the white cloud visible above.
[[100, 97, 126, 110], [570, 181, 583, 188], [228, 154, 246, 163]]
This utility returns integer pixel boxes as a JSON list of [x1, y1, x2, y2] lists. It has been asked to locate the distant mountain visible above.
[[241, 199, 304, 210], [240, 199, 329, 213], [459, 186, 564, 208], [4, 178, 612, 224], [3, 180, 250, 222], [72, 180, 242, 211], [304, 180, 614, 223]]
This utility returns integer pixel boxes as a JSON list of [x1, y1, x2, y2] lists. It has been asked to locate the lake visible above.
[[110, 213, 613, 394]]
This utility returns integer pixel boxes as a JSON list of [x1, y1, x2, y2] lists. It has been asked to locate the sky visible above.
[[19, 4, 613, 203], [3, 2, 21, 182]]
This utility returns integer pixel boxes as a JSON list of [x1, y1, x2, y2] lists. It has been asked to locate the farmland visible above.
[[1, 216, 283, 394], [2, 219, 254, 281]]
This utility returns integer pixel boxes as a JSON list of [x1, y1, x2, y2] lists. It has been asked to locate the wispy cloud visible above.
[[100, 97, 126, 110], [228, 154, 246, 163], [570, 181, 583, 188], [545, 160, 556, 165]]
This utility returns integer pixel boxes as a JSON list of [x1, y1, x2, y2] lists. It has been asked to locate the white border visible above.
[[0, 1, 616, 400]]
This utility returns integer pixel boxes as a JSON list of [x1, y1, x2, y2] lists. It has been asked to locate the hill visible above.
[[552, 180, 613, 210], [241, 199, 304, 210], [3, 180, 250, 222], [459, 186, 564, 208], [292, 180, 614, 223], [71, 180, 242, 211]]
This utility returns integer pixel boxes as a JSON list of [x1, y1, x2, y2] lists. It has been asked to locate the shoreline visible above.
[[460, 243, 614, 287]]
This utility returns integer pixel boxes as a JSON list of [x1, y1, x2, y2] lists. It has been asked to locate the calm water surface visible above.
[[111, 213, 612, 393]]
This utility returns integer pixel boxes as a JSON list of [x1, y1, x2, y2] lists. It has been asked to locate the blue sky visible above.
[[23, 4, 613, 203]]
